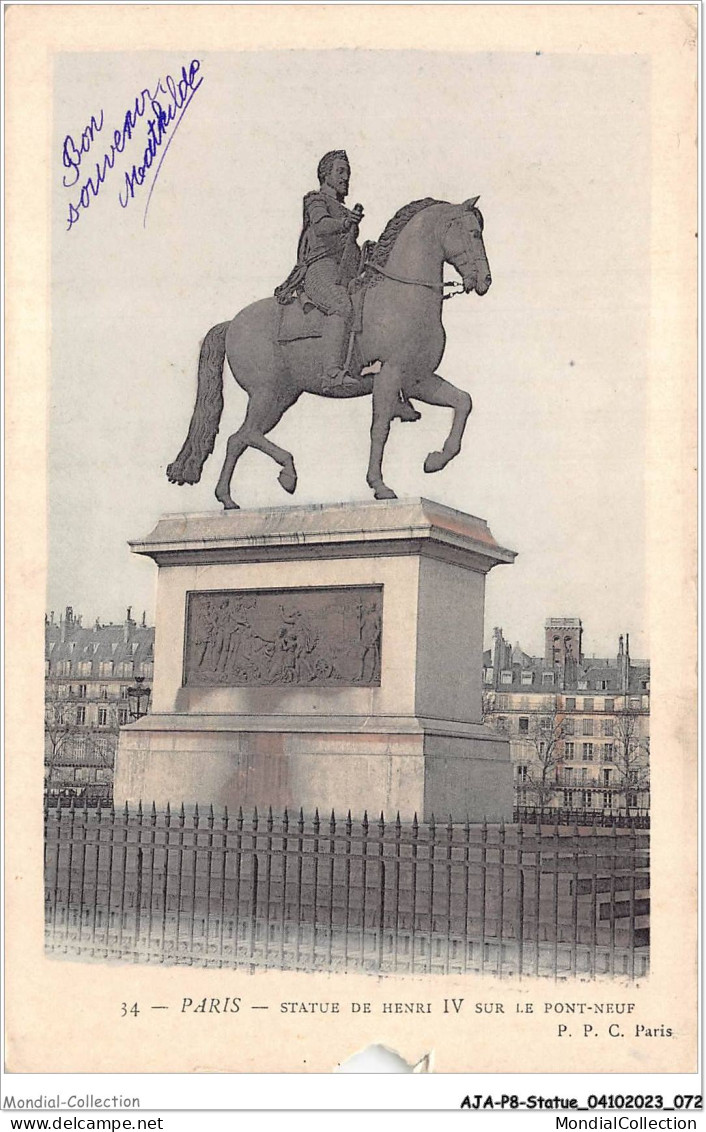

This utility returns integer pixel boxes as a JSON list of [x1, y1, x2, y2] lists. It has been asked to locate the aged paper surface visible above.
[[5, 3, 697, 1081]]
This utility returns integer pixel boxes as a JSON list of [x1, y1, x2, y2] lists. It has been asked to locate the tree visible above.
[[44, 689, 114, 788], [611, 708, 650, 815], [482, 693, 569, 810], [518, 707, 570, 809]]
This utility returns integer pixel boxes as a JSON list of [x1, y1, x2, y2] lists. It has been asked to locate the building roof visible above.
[[46, 612, 154, 677]]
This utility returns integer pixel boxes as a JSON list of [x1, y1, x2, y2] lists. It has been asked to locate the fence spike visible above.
[[283, 806, 289, 823], [179, 802, 185, 826], [412, 813, 418, 834], [329, 810, 336, 833], [313, 809, 320, 834], [137, 799, 143, 819], [429, 813, 436, 833], [345, 811, 352, 834], [165, 801, 171, 825], [208, 803, 214, 829], [238, 805, 243, 822], [362, 810, 369, 832], [253, 806, 259, 828], [395, 812, 401, 833], [194, 803, 200, 827], [123, 800, 129, 819], [268, 805, 273, 827], [151, 800, 157, 818], [223, 804, 229, 828]]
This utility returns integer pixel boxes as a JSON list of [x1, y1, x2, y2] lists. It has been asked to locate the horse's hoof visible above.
[[278, 468, 298, 495], [424, 451, 448, 474], [216, 491, 239, 510], [372, 484, 398, 501]]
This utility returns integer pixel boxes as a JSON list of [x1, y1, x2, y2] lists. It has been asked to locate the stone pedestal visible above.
[[114, 498, 516, 820]]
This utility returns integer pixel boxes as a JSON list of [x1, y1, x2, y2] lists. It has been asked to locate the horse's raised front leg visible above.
[[214, 389, 299, 510], [408, 372, 472, 473], [366, 362, 403, 500]]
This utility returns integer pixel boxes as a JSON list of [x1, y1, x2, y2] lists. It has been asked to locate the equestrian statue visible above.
[[167, 150, 492, 508]]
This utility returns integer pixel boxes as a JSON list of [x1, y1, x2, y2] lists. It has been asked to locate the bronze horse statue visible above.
[[167, 196, 491, 508]]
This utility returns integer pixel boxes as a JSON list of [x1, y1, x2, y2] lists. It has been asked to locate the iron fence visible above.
[[513, 807, 650, 829], [44, 802, 649, 979]]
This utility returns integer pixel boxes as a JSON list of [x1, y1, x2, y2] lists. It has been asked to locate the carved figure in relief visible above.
[[359, 602, 382, 683]]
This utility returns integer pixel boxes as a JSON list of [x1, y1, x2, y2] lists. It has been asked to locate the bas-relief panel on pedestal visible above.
[[183, 586, 382, 688]]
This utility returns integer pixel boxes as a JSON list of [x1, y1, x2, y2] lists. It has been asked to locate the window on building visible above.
[[538, 741, 546, 755], [516, 765, 528, 782], [603, 768, 611, 786], [75, 706, 86, 725], [580, 766, 588, 782], [581, 790, 592, 808], [521, 670, 533, 686], [565, 697, 576, 711], [582, 718, 594, 736], [564, 741, 575, 758], [78, 661, 92, 677], [598, 680, 608, 690], [583, 697, 594, 712], [99, 662, 114, 677], [496, 717, 508, 733], [98, 707, 108, 726], [563, 767, 574, 785], [602, 718, 614, 736], [641, 679, 650, 691], [55, 708, 64, 725], [500, 671, 512, 685], [99, 685, 108, 700], [642, 696, 649, 710], [564, 718, 575, 735], [519, 717, 529, 734], [120, 686, 130, 700], [582, 743, 594, 761], [605, 698, 615, 712], [540, 717, 551, 732], [119, 661, 134, 677], [140, 662, 153, 679], [57, 660, 71, 676], [627, 793, 639, 809], [77, 684, 87, 699], [578, 680, 588, 690], [629, 698, 640, 710], [484, 669, 493, 685], [118, 707, 129, 725], [603, 743, 614, 761], [563, 790, 574, 808], [603, 792, 612, 809], [542, 672, 555, 685]]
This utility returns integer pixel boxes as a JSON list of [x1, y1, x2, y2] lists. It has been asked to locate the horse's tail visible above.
[[167, 321, 229, 485]]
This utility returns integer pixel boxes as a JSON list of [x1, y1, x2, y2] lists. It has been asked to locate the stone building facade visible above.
[[44, 606, 154, 798], [482, 618, 650, 815]]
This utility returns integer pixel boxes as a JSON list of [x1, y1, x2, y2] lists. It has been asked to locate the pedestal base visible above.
[[115, 713, 511, 821]]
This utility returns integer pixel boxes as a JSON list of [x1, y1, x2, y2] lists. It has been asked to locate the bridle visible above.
[[368, 262, 465, 300], [366, 215, 481, 301]]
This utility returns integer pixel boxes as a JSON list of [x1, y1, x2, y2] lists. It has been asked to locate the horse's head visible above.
[[441, 198, 492, 296]]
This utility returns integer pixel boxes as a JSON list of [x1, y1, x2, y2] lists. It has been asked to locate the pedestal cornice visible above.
[[130, 497, 517, 574]]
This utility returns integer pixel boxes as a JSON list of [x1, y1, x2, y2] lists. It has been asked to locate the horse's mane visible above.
[[369, 198, 446, 267]]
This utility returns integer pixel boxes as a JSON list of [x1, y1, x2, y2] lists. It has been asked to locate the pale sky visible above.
[[50, 49, 650, 658]]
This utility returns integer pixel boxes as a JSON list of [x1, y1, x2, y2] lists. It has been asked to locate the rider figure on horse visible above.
[[275, 149, 364, 394]]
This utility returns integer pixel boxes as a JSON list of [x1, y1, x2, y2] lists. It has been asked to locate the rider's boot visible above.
[[393, 394, 422, 423], [320, 314, 361, 394]]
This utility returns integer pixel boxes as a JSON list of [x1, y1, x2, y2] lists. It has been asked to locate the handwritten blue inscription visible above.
[[62, 60, 203, 230]]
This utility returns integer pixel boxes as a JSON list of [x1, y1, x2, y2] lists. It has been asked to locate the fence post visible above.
[[377, 813, 385, 972]]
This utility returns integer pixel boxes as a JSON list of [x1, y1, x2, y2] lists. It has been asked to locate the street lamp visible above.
[[127, 675, 151, 721]]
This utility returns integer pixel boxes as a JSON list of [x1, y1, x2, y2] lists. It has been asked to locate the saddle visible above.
[[276, 241, 374, 347]]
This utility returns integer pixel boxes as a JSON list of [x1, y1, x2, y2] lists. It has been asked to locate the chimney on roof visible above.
[[61, 606, 74, 643], [141, 610, 147, 628], [50, 611, 54, 624], [124, 606, 136, 643]]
